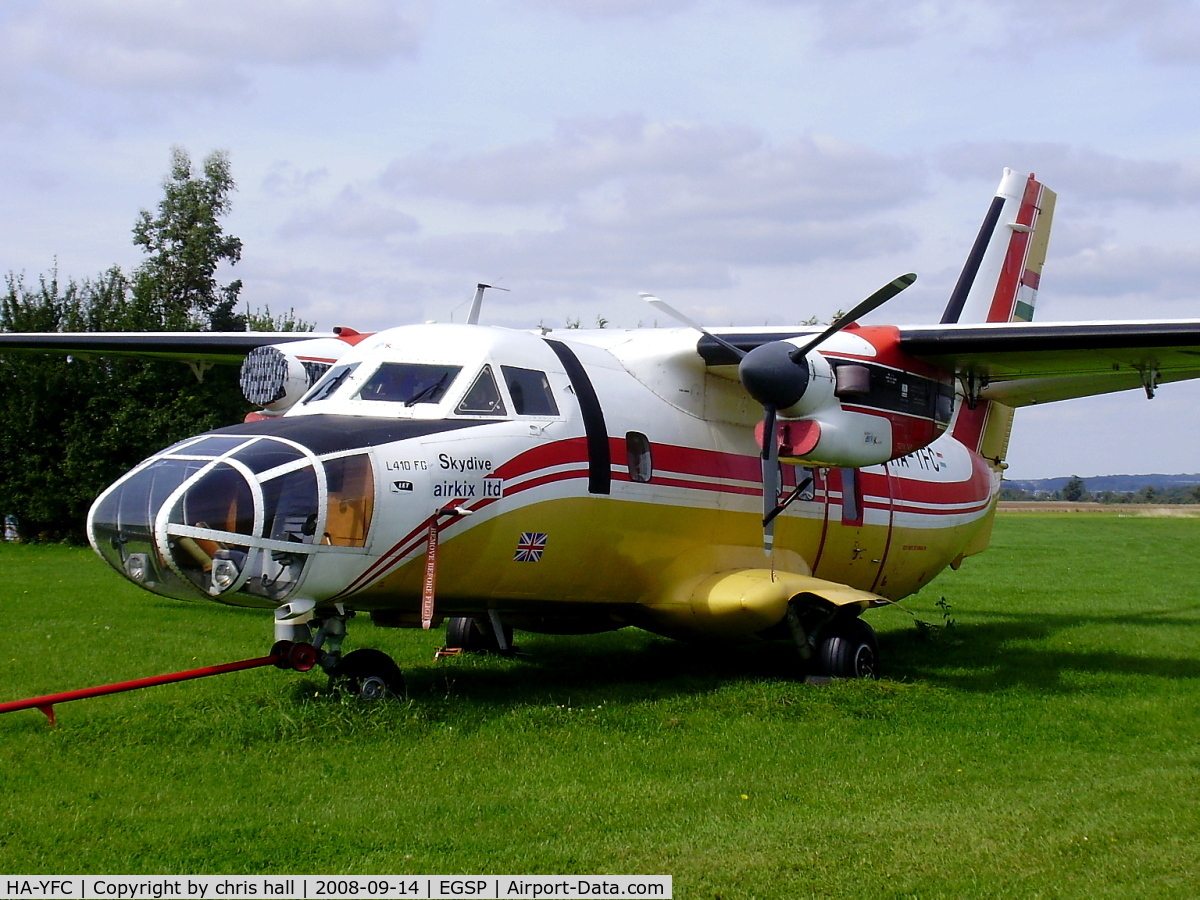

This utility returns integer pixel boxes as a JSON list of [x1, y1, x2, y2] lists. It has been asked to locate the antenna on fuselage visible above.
[[466, 283, 510, 325]]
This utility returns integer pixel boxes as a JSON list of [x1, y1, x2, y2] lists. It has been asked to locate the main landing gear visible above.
[[785, 600, 880, 680], [814, 618, 879, 679], [442, 615, 515, 655]]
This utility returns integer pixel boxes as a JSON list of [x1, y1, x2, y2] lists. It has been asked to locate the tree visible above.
[[1, 149, 310, 541], [131, 147, 245, 331], [1061, 476, 1088, 502]]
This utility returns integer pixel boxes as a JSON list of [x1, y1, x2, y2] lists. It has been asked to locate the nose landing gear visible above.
[[328, 648, 406, 700], [277, 603, 406, 701]]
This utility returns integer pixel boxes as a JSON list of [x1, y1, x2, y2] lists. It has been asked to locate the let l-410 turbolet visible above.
[[8, 168, 1200, 695]]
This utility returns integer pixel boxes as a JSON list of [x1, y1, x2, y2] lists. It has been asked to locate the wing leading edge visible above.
[[0, 332, 330, 365]]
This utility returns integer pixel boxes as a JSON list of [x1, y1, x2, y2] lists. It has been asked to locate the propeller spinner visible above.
[[642, 273, 917, 553]]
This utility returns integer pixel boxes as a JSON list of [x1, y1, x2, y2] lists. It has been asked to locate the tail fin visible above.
[[946, 169, 1056, 462]]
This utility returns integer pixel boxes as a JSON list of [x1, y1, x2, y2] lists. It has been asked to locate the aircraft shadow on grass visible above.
[[388, 605, 1200, 704], [398, 634, 808, 707], [878, 606, 1200, 693]]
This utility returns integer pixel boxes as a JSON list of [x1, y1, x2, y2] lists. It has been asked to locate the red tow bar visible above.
[[0, 640, 318, 727]]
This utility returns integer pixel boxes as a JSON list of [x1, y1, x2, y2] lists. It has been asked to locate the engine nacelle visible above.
[[239, 337, 352, 415], [758, 355, 955, 468]]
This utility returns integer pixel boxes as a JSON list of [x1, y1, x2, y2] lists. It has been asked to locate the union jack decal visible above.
[[514, 532, 548, 562]]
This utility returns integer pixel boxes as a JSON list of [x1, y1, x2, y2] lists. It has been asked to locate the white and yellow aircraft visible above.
[[5, 169, 1200, 696]]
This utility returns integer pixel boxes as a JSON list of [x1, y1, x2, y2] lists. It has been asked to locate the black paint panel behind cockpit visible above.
[[544, 339, 611, 495], [210, 415, 488, 455]]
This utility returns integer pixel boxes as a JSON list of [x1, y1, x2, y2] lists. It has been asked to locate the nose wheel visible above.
[[328, 648, 405, 700]]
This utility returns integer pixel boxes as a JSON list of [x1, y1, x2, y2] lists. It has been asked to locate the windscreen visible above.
[[357, 363, 461, 405], [302, 363, 359, 404]]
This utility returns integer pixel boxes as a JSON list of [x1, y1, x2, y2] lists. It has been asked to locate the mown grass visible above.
[[1, 514, 1198, 898]]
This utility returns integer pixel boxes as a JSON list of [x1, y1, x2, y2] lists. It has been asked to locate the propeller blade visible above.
[[761, 405, 779, 555], [789, 272, 916, 361], [640, 293, 746, 360]]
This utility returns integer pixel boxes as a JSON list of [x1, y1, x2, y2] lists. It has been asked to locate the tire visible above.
[[444, 616, 513, 652], [331, 648, 405, 699], [815, 618, 879, 679]]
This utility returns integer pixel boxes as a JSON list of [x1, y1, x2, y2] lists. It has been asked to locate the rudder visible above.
[[945, 169, 1056, 464]]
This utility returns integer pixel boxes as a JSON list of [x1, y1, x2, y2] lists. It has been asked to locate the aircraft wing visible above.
[[897, 320, 1200, 406], [0, 332, 333, 365], [696, 320, 1200, 406]]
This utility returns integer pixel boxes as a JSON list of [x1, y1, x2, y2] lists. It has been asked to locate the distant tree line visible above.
[[1000, 475, 1200, 504], [1, 148, 310, 542]]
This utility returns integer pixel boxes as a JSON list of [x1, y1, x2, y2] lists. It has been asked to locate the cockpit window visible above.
[[358, 363, 461, 406], [501, 366, 559, 416], [232, 440, 306, 474], [303, 363, 359, 404], [455, 365, 507, 416], [174, 436, 251, 458]]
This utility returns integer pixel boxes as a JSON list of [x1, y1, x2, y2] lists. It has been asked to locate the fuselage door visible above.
[[811, 465, 893, 592]]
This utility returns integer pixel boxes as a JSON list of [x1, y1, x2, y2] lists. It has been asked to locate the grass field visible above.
[[1, 514, 1198, 898]]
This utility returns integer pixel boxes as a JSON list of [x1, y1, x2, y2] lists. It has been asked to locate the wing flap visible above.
[[899, 320, 1200, 404]]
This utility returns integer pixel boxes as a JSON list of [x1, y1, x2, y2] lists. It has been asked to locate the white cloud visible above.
[[375, 117, 923, 291], [1138, 2, 1200, 63], [404, 217, 913, 291], [755, 0, 1200, 60], [0, 0, 429, 101], [238, 255, 433, 328], [937, 142, 1200, 209], [382, 116, 921, 219], [1051, 242, 1200, 302], [262, 162, 331, 199], [381, 116, 762, 206], [529, 0, 695, 17], [279, 187, 420, 241]]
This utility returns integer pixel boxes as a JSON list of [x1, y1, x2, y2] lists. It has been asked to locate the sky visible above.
[[2, 0, 1199, 479]]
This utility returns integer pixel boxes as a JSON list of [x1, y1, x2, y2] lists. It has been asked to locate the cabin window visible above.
[[840, 467, 862, 525], [322, 454, 375, 547], [626, 431, 653, 483], [935, 383, 954, 425], [501, 366, 559, 416], [358, 363, 461, 406], [303, 363, 359, 404], [834, 364, 871, 398], [455, 365, 507, 416]]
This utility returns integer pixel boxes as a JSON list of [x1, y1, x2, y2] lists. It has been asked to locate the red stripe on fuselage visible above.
[[331, 437, 994, 599]]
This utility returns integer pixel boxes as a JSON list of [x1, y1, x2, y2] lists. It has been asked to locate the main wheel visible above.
[[330, 648, 405, 700], [815, 618, 879, 679], [444, 616, 513, 653]]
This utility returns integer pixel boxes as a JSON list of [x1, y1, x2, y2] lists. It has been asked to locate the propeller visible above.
[[639, 293, 747, 361], [643, 273, 917, 554]]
